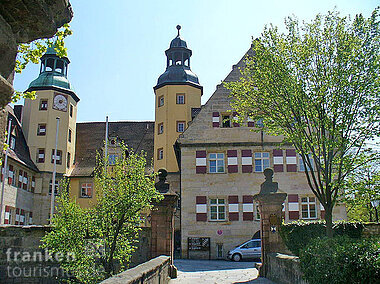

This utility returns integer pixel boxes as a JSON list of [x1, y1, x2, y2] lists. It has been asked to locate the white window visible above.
[[81, 183, 92, 198], [210, 198, 226, 221], [158, 96, 164, 107], [299, 154, 314, 171], [254, 152, 270, 172], [108, 154, 118, 165], [209, 153, 225, 173], [157, 148, 164, 160], [10, 136, 15, 150], [301, 197, 317, 219], [158, 123, 164, 134], [177, 121, 185, 132], [176, 94, 185, 104]]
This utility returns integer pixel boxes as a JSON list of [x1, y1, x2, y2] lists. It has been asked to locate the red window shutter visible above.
[[242, 195, 254, 221], [227, 150, 238, 173], [15, 208, 19, 225], [8, 165, 13, 185], [288, 194, 299, 220], [4, 206, 10, 224], [241, 150, 253, 173], [273, 149, 284, 172], [212, 112, 220, 127], [196, 151, 207, 174], [20, 209, 25, 225], [196, 196, 207, 221], [286, 149, 297, 172], [228, 195, 239, 221]]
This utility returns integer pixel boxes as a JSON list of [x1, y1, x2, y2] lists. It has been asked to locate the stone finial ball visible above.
[[264, 168, 274, 179], [158, 168, 168, 178], [176, 25, 181, 31]]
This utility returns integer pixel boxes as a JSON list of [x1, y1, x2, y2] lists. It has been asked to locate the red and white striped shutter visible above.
[[29, 212, 33, 224], [227, 150, 238, 173], [15, 208, 20, 225], [243, 195, 254, 220], [18, 170, 23, 188], [23, 172, 28, 190], [241, 150, 253, 173], [196, 151, 207, 174], [8, 165, 13, 185], [212, 112, 220, 127], [320, 202, 325, 219], [273, 150, 284, 172], [247, 117, 254, 127], [196, 196, 207, 221], [4, 206, 10, 224], [20, 209, 25, 225], [228, 195, 239, 221], [288, 194, 299, 220], [286, 149, 297, 172], [232, 112, 240, 127]]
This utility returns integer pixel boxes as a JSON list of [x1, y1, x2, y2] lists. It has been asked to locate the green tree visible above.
[[342, 153, 380, 222], [227, 8, 380, 236], [41, 144, 162, 283]]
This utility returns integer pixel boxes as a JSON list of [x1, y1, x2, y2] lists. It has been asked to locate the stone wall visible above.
[[101, 255, 170, 284], [266, 253, 307, 284]]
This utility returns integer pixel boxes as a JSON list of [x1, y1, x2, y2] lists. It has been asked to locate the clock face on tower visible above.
[[53, 93, 68, 112]]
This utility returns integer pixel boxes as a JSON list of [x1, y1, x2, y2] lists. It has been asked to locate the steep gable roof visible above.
[[69, 121, 154, 177]]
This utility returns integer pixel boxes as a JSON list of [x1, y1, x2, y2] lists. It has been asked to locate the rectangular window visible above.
[[177, 121, 185, 132], [51, 149, 62, 164], [37, 149, 45, 163], [217, 243, 224, 258], [37, 124, 46, 136], [8, 165, 14, 185], [157, 148, 164, 160], [68, 129, 72, 143], [299, 154, 314, 171], [49, 180, 59, 195], [209, 153, 225, 173], [210, 198, 226, 221], [301, 197, 317, 219], [70, 104, 73, 117], [67, 152, 71, 168], [31, 176, 35, 193], [39, 99, 48, 110], [23, 171, 28, 190], [254, 152, 270, 172], [108, 154, 118, 165], [80, 183, 93, 198], [222, 115, 231, 128], [176, 94, 185, 104], [10, 136, 15, 150], [158, 123, 164, 135], [158, 95, 164, 107], [18, 170, 23, 188]]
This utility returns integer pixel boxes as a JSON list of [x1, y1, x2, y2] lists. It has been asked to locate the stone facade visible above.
[[177, 47, 347, 259]]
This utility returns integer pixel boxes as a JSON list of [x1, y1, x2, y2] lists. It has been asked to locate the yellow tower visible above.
[[154, 26, 202, 172], [21, 47, 79, 223]]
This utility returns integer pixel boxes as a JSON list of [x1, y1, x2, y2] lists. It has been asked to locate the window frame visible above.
[[68, 129, 72, 143], [158, 95, 164, 107], [70, 104, 73, 117], [157, 148, 164, 160], [10, 136, 16, 150], [108, 154, 118, 165], [176, 93, 185, 105], [39, 99, 48, 110], [208, 153, 225, 173], [49, 179, 59, 195], [209, 198, 226, 221], [37, 124, 47, 136], [158, 123, 164, 135], [254, 152, 270, 172], [37, 148, 45, 163], [221, 114, 232, 128], [51, 149, 62, 165], [301, 196, 317, 219], [176, 121, 185, 133], [80, 183, 93, 198], [299, 154, 315, 172]]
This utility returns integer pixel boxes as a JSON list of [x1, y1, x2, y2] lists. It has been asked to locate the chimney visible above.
[[13, 105, 23, 124]]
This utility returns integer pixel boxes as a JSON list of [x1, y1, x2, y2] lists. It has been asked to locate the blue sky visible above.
[[13, 0, 379, 122]]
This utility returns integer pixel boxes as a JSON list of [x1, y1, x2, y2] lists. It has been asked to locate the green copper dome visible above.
[[27, 46, 77, 99]]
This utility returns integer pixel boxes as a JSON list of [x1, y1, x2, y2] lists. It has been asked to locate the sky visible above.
[[13, 0, 379, 123]]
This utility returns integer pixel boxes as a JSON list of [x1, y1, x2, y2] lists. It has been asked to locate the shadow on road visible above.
[[174, 259, 260, 272]]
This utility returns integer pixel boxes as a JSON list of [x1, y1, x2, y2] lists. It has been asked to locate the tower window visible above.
[[157, 148, 164, 160], [51, 150, 62, 165], [68, 129, 72, 143], [70, 104, 73, 117], [67, 152, 71, 168], [158, 96, 164, 107], [39, 100, 48, 110], [177, 121, 185, 133], [37, 149, 45, 163], [37, 124, 46, 136], [158, 123, 164, 135], [176, 94, 185, 104]]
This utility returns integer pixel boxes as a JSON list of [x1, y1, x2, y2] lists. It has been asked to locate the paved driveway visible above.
[[169, 259, 276, 284]]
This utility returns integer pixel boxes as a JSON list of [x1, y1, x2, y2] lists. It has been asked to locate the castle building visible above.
[[0, 27, 347, 260]]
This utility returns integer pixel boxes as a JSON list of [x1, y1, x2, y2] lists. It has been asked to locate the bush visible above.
[[300, 236, 380, 284], [279, 220, 364, 255]]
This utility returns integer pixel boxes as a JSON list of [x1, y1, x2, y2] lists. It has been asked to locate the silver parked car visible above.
[[227, 239, 261, 262]]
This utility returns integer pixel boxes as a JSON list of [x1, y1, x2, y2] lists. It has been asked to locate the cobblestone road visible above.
[[169, 259, 276, 284]]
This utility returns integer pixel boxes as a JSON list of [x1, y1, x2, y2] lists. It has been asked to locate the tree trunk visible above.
[[325, 207, 333, 237]]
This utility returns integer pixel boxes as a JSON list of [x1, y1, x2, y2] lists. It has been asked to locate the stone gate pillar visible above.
[[151, 169, 178, 277], [253, 168, 287, 277]]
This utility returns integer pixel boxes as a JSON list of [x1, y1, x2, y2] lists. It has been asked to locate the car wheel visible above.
[[232, 254, 241, 262]]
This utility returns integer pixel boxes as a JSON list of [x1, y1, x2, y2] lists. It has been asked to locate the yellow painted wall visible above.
[[154, 84, 201, 172], [22, 90, 78, 174], [69, 177, 97, 208]]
